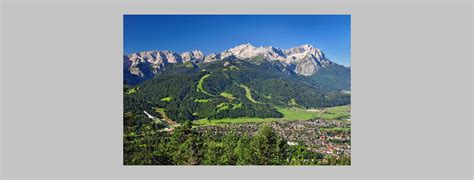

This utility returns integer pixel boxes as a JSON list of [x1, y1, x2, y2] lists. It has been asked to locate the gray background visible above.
[[1, 0, 472, 179]]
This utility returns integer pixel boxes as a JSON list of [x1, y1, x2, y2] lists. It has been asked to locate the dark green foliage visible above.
[[169, 122, 204, 165], [209, 103, 283, 119], [124, 59, 350, 122], [123, 120, 350, 165], [123, 58, 351, 166], [249, 125, 289, 165], [309, 63, 351, 91]]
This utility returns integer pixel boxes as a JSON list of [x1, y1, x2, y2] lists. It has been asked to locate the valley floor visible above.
[[124, 104, 351, 165], [194, 105, 350, 126], [195, 118, 351, 158], [191, 105, 351, 159]]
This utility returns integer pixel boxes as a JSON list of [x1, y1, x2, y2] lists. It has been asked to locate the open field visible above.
[[194, 105, 350, 125], [317, 105, 351, 120], [195, 117, 276, 125], [278, 107, 318, 120]]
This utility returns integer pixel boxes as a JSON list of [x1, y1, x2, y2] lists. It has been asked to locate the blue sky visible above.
[[124, 15, 350, 66]]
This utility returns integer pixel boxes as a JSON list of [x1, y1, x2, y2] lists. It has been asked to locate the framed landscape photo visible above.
[[123, 15, 351, 165]]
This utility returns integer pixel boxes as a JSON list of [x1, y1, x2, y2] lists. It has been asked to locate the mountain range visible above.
[[124, 44, 345, 85], [123, 44, 350, 122]]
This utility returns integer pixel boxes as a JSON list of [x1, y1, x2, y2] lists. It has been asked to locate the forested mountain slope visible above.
[[124, 58, 350, 122]]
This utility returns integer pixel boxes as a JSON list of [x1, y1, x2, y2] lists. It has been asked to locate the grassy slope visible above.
[[318, 105, 351, 120], [220, 92, 235, 100], [160, 97, 172, 102], [197, 74, 213, 96], [125, 87, 138, 95], [184, 61, 195, 68], [238, 84, 257, 103], [194, 99, 212, 103]]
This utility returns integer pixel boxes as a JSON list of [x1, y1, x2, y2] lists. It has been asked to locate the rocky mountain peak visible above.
[[181, 50, 205, 63], [124, 44, 343, 85], [299, 44, 314, 49]]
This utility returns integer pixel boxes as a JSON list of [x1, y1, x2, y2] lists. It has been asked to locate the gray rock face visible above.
[[181, 50, 205, 63], [124, 44, 341, 85], [205, 44, 333, 76], [203, 53, 220, 63]]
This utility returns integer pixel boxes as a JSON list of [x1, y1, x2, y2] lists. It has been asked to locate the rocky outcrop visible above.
[[124, 44, 342, 85]]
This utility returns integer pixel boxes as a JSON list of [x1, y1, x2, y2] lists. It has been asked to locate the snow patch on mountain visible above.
[[124, 43, 338, 84]]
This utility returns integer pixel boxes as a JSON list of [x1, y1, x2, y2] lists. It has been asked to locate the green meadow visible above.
[[194, 106, 350, 126]]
